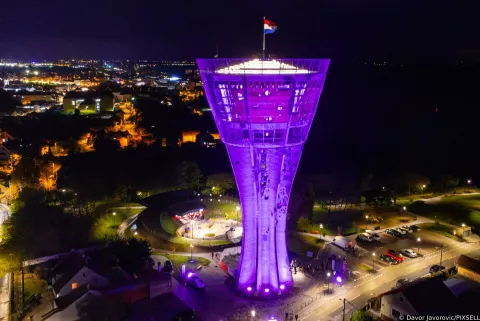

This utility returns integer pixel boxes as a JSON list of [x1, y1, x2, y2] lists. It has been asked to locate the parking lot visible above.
[[351, 226, 461, 271]]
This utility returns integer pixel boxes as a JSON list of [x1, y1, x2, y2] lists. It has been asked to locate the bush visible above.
[[204, 233, 215, 237]]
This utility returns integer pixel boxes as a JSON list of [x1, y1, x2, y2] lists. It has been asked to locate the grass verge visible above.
[[422, 223, 465, 242], [91, 203, 144, 241], [153, 253, 210, 268]]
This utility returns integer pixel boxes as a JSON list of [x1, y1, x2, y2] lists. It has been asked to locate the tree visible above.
[[0, 89, 18, 113], [403, 173, 430, 194], [436, 174, 459, 190], [94, 138, 120, 154], [351, 310, 375, 321], [109, 238, 152, 274], [206, 172, 235, 195], [175, 161, 203, 190], [364, 189, 393, 207]]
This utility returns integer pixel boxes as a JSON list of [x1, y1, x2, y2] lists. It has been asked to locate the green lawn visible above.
[[287, 233, 324, 256], [154, 253, 210, 268], [160, 213, 181, 235], [23, 274, 47, 302], [203, 200, 241, 221], [422, 223, 465, 242], [91, 203, 144, 241], [408, 194, 480, 227]]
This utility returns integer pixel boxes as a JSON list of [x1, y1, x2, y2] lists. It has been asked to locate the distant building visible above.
[[63, 91, 113, 115], [12, 91, 55, 105], [100, 90, 114, 112], [181, 130, 220, 146], [0, 145, 11, 160]]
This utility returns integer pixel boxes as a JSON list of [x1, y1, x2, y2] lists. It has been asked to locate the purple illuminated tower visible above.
[[197, 58, 330, 295]]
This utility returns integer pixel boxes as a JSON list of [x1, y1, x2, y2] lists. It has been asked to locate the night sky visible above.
[[0, 0, 478, 60]]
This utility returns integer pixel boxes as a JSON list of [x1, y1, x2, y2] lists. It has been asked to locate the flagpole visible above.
[[262, 16, 265, 60]]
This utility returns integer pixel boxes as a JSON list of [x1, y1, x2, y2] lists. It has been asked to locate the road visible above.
[[301, 241, 480, 321]]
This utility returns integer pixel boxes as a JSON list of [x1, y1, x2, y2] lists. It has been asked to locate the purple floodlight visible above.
[[187, 272, 193, 279], [336, 276, 343, 283], [247, 286, 253, 292], [280, 284, 285, 290], [197, 58, 330, 294], [264, 288, 270, 293]]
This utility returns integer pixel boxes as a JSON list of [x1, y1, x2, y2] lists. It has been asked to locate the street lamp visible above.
[[365, 215, 369, 230], [190, 244, 194, 262], [403, 206, 407, 211], [320, 223, 324, 237], [251, 310, 256, 321], [372, 252, 376, 271], [327, 272, 331, 293], [461, 223, 466, 238], [191, 221, 195, 239], [417, 237, 421, 254], [134, 231, 138, 236], [113, 211, 116, 225], [467, 179, 472, 185]]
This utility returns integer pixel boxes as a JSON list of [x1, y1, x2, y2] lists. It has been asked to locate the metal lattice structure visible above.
[[197, 58, 330, 296]]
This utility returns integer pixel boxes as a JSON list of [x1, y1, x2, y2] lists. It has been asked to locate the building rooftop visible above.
[[216, 59, 311, 75], [394, 277, 457, 315], [457, 254, 480, 275]]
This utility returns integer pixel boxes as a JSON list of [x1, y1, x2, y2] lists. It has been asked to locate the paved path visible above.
[[418, 192, 480, 204]]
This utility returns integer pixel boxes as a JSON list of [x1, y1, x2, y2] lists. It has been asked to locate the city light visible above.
[[264, 288, 270, 293], [251, 310, 256, 317], [246, 286, 252, 292], [280, 284, 285, 290]]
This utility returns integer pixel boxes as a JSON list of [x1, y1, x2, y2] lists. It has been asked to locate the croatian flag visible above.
[[264, 18, 277, 34]]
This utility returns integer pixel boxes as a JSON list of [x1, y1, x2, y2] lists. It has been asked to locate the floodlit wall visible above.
[[198, 58, 329, 294]]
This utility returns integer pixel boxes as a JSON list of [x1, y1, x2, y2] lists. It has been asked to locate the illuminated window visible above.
[[72, 283, 78, 289]]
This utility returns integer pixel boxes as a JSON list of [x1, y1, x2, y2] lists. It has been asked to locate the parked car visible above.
[[396, 278, 410, 288], [409, 225, 420, 232], [429, 265, 445, 274], [399, 226, 411, 233], [365, 230, 381, 241], [357, 233, 373, 242], [380, 254, 399, 265], [394, 228, 407, 235], [385, 229, 395, 236], [386, 249, 404, 262], [174, 309, 202, 321], [389, 229, 402, 237], [401, 249, 418, 258], [186, 272, 206, 290]]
